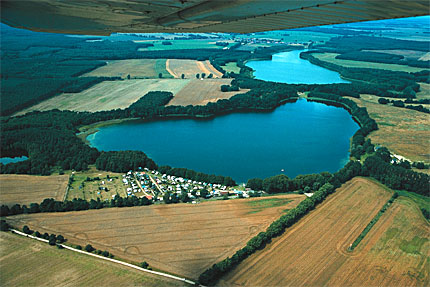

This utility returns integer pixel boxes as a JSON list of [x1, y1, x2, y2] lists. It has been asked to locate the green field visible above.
[[245, 197, 293, 214], [136, 39, 234, 51], [66, 167, 127, 201], [313, 53, 426, 73], [221, 62, 241, 73], [18, 79, 191, 114], [0, 232, 180, 286], [82, 59, 172, 79], [235, 31, 336, 43]]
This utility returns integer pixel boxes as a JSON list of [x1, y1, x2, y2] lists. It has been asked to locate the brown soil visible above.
[[6, 194, 304, 279], [166, 59, 223, 79], [0, 174, 68, 206]]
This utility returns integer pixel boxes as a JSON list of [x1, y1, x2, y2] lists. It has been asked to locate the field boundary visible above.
[[10, 229, 198, 286]]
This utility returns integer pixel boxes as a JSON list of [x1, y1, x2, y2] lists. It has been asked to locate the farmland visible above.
[[82, 59, 172, 79], [220, 177, 429, 287], [221, 62, 241, 73], [136, 39, 234, 51], [0, 232, 180, 287], [18, 79, 190, 114], [352, 95, 430, 163], [6, 194, 305, 279], [312, 53, 426, 73], [0, 174, 68, 206], [166, 59, 223, 78], [167, 79, 249, 106]]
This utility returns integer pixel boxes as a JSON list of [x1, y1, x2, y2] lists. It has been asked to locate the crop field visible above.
[[0, 174, 68, 206], [6, 194, 305, 279], [136, 39, 234, 51], [0, 232, 180, 287], [82, 59, 172, 79], [353, 95, 430, 163], [362, 49, 429, 61], [313, 53, 426, 73], [417, 83, 430, 100], [166, 59, 223, 79], [66, 168, 127, 201], [219, 177, 428, 287], [167, 79, 249, 106], [19, 79, 191, 114]]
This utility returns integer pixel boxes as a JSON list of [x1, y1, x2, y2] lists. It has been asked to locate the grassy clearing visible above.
[[136, 39, 234, 51], [81, 59, 172, 79], [221, 62, 241, 73], [245, 198, 293, 214], [0, 232, 180, 287], [353, 95, 430, 163], [66, 167, 127, 201], [0, 174, 68, 206], [313, 53, 426, 73], [19, 79, 190, 113]]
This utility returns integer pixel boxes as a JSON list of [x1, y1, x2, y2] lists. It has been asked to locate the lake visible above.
[[0, 156, 28, 165], [246, 50, 350, 84], [88, 99, 359, 183]]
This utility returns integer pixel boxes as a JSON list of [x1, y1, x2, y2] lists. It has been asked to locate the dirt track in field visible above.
[[167, 79, 249, 106], [220, 177, 400, 287], [0, 175, 68, 206], [6, 194, 304, 279]]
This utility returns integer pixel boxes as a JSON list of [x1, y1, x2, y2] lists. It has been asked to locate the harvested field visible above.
[[18, 79, 190, 114], [167, 79, 249, 106], [6, 194, 305, 279], [0, 174, 68, 206], [417, 83, 430, 100], [166, 59, 223, 79], [82, 59, 172, 79], [353, 95, 430, 163], [313, 53, 426, 73], [0, 232, 180, 287], [220, 177, 395, 287]]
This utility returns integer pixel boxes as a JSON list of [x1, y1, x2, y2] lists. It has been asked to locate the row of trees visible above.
[[0, 196, 153, 217], [22, 225, 66, 246], [158, 165, 236, 186]]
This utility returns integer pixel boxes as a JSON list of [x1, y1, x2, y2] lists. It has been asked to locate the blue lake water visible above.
[[88, 99, 359, 183], [0, 156, 28, 165], [246, 50, 350, 84]]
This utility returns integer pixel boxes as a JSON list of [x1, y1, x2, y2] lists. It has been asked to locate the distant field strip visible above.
[[313, 53, 426, 73], [166, 59, 223, 78], [81, 59, 172, 79], [6, 194, 305, 279], [221, 177, 397, 287], [167, 79, 249, 106], [0, 232, 180, 287], [0, 174, 68, 206], [18, 79, 190, 113]]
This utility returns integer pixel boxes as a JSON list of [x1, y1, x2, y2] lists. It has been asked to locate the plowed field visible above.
[[0, 174, 68, 206], [220, 177, 411, 286], [6, 194, 304, 279]]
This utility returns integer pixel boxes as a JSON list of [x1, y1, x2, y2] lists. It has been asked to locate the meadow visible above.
[[220, 177, 429, 286], [6, 194, 305, 279], [313, 53, 426, 73], [352, 95, 430, 163], [0, 232, 180, 286]]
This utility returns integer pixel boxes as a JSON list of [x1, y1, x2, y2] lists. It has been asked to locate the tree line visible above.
[[158, 165, 236, 186]]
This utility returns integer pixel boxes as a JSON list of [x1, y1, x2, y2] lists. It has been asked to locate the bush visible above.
[[140, 261, 149, 269], [84, 244, 95, 252], [0, 220, 10, 231]]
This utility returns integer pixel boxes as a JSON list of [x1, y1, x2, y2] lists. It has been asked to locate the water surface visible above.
[[0, 156, 28, 165], [246, 50, 350, 84], [88, 99, 359, 183]]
